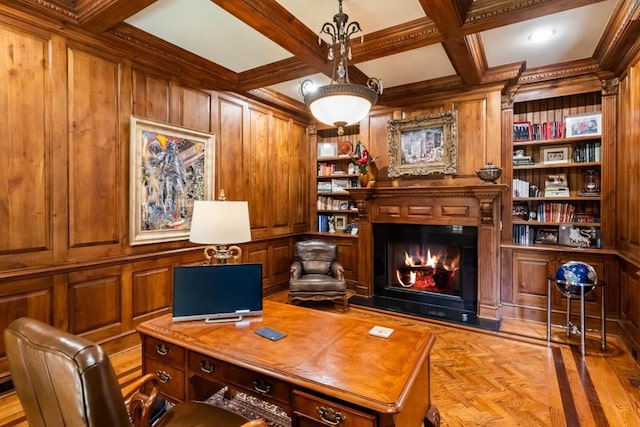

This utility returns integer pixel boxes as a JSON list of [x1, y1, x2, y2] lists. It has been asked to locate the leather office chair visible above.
[[288, 240, 348, 310], [4, 317, 267, 427]]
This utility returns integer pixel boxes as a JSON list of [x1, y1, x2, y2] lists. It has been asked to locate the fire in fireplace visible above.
[[392, 245, 461, 295]]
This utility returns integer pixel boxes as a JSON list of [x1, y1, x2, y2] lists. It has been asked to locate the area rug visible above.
[[204, 386, 292, 427]]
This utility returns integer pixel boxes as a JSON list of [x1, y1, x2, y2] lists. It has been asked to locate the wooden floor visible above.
[[2, 294, 639, 427]]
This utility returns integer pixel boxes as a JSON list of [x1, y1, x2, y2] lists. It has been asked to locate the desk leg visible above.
[[546, 278, 552, 342]]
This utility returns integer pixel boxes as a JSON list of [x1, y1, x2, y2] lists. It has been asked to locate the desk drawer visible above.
[[226, 365, 291, 405], [145, 357, 185, 402], [188, 352, 229, 381], [144, 336, 185, 367], [293, 390, 375, 427]]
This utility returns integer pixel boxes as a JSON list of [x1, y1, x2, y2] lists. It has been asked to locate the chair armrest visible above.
[[242, 420, 269, 427], [330, 262, 345, 280], [290, 261, 303, 280], [122, 373, 161, 427]]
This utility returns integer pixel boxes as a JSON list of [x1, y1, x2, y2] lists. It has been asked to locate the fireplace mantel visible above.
[[348, 184, 507, 321]]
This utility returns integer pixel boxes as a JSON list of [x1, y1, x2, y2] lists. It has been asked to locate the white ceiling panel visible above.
[[357, 44, 456, 88], [126, 0, 293, 72], [482, 0, 616, 68], [275, 0, 426, 37]]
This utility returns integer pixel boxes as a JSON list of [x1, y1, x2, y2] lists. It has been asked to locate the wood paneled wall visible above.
[[363, 86, 504, 186], [617, 59, 640, 359], [0, 9, 308, 384]]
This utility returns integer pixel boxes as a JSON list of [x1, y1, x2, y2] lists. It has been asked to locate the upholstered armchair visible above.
[[288, 240, 348, 310], [4, 317, 267, 427]]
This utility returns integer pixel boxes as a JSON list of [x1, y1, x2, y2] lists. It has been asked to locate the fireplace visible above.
[[347, 185, 505, 331], [373, 223, 477, 315]]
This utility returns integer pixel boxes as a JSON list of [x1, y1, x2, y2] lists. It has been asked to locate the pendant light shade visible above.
[[300, 0, 382, 132]]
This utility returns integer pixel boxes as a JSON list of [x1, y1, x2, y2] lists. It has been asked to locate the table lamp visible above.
[[189, 199, 251, 264]]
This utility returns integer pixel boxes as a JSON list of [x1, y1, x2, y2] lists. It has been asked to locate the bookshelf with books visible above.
[[312, 125, 361, 236], [507, 93, 607, 251], [501, 86, 616, 324]]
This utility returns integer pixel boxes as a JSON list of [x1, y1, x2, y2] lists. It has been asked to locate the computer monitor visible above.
[[172, 263, 263, 323]]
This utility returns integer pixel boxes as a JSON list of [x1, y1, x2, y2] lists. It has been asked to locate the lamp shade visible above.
[[304, 83, 379, 128], [189, 200, 251, 245]]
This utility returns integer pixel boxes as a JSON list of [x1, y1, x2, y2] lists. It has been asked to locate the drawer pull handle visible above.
[[156, 370, 171, 383], [317, 407, 346, 425], [252, 378, 272, 394], [200, 360, 216, 374], [156, 343, 170, 356]]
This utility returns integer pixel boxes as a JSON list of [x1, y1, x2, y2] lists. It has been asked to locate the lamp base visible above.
[[203, 245, 242, 264]]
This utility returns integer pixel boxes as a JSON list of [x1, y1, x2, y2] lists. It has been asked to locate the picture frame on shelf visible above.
[[129, 116, 215, 246], [565, 112, 602, 138], [542, 144, 571, 165], [345, 223, 359, 235], [331, 178, 350, 193], [534, 228, 559, 245], [334, 215, 348, 230], [512, 202, 529, 220], [318, 141, 338, 158], [387, 110, 458, 177], [513, 121, 532, 141]]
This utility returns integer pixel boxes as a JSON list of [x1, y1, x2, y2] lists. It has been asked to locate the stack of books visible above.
[[544, 174, 569, 197], [513, 153, 533, 166]]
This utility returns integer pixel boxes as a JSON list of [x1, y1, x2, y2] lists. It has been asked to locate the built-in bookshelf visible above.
[[313, 125, 360, 235], [509, 93, 603, 249]]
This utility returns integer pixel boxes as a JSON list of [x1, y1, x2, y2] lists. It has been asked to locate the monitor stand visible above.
[[205, 316, 243, 324]]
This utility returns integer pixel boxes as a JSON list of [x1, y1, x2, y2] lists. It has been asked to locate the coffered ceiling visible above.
[[4, 0, 639, 117]]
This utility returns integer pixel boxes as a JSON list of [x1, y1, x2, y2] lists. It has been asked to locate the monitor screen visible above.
[[172, 263, 263, 323]]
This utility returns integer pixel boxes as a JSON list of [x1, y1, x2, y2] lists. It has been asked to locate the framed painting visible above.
[[513, 121, 532, 141], [542, 144, 571, 165], [565, 112, 602, 138], [129, 116, 215, 245], [387, 110, 458, 177]]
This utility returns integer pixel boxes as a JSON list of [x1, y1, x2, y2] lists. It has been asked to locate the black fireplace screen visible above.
[[374, 223, 478, 312]]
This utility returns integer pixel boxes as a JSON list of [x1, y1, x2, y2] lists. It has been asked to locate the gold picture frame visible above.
[[129, 116, 215, 245], [387, 110, 458, 177]]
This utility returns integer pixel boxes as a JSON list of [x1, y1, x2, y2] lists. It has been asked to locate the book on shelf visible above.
[[531, 121, 565, 140], [544, 188, 570, 197], [317, 182, 332, 193], [573, 142, 601, 163], [536, 202, 575, 223], [512, 178, 530, 198], [513, 158, 534, 166], [512, 224, 534, 245], [317, 162, 335, 176]]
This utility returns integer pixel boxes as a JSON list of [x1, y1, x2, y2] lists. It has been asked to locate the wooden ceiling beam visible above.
[[419, 0, 482, 85], [237, 17, 443, 91], [75, 0, 157, 33]]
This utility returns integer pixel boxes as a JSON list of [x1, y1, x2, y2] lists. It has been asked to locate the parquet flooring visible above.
[[1, 295, 639, 427]]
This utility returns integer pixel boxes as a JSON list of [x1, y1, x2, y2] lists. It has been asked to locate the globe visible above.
[[555, 261, 597, 297]]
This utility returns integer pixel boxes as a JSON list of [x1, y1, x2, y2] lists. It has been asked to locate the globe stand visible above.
[[546, 276, 606, 356]]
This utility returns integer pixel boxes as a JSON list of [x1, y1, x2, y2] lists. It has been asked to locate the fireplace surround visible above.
[[348, 185, 506, 330]]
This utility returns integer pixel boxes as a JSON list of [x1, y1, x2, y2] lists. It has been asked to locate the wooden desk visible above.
[[137, 301, 437, 427]]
